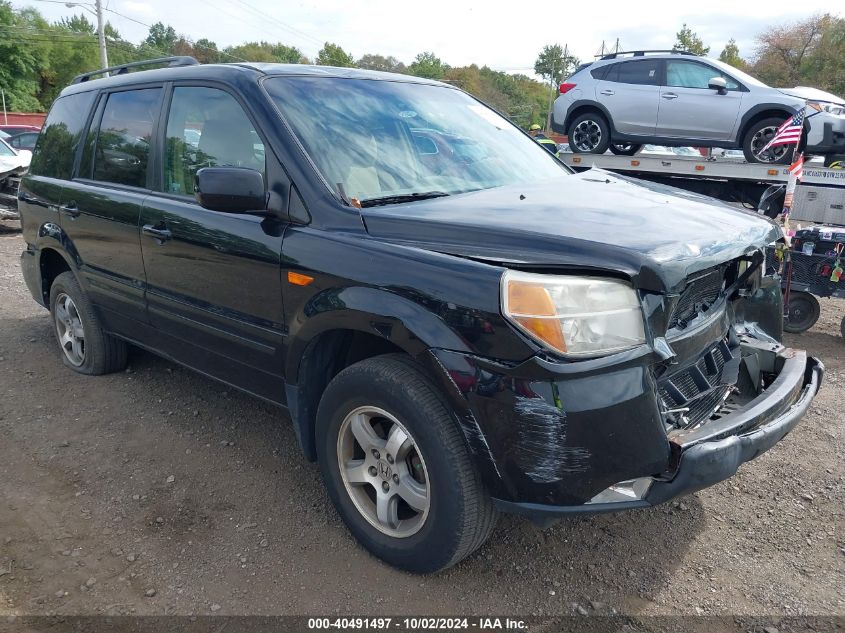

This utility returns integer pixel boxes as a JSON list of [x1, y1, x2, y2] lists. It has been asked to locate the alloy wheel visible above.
[[572, 120, 603, 152], [336, 406, 430, 538], [54, 293, 85, 366], [751, 126, 790, 163]]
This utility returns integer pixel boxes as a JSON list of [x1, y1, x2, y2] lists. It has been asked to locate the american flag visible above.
[[760, 110, 805, 153], [783, 153, 804, 214], [789, 152, 804, 181]]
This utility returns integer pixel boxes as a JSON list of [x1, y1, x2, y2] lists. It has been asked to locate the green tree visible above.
[[534, 44, 579, 84], [751, 14, 833, 89], [144, 22, 178, 54], [192, 38, 219, 63], [316, 42, 354, 67], [718, 38, 745, 69], [408, 51, 447, 79], [0, 1, 48, 111], [675, 24, 710, 55], [225, 41, 303, 63], [357, 53, 405, 73]]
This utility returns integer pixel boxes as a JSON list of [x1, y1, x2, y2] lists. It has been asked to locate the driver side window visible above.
[[666, 61, 739, 90], [163, 86, 265, 196]]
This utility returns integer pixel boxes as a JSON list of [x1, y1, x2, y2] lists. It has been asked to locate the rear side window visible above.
[[612, 60, 661, 85], [91, 88, 162, 188], [591, 65, 612, 80], [163, 86, 265, 196], [29, 91, 96, 179]]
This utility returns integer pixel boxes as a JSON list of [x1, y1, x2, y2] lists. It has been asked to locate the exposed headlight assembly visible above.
[[501, 270, 646, 357], [808, 101, 845, 116]]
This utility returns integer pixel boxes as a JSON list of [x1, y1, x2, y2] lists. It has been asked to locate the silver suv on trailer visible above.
[[552, 50, 845, 164]]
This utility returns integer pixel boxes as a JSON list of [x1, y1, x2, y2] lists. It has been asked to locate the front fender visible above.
[[285, 285, 471, 382]]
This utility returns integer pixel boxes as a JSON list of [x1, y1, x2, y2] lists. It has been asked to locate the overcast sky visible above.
[[14, 0, 839, 75]]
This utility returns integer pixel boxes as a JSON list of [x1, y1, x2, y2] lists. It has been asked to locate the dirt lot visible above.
[[0, 225, 843, 619]]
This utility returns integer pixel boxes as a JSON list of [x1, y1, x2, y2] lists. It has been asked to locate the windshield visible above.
[[707, 58, 768, 88], [0, 139, 16, 157], [264, 77, 567, 204]]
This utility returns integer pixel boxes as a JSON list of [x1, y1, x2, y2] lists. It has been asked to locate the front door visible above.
[[139, 85, 287, 403], [656, 60, 744, 141]]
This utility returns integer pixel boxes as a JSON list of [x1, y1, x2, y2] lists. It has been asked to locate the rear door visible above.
[[61, 86, 163, 330], [656, 60, 744, 141], [595, 59, 662, 136], [18, 92, 96, 269], [138, 84, 288, 402]]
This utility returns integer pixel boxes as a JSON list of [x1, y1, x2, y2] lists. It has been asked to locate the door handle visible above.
[[59, 203, 80, 218], [662, 93, 678, 100], [600, 89, 615, 96], [142, 224, 172, 242]]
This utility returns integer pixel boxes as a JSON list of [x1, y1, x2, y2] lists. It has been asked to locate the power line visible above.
[[23, 0, 246, 62], [230, 0, 322, 47]]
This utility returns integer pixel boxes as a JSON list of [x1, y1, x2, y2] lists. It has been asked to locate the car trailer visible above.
[[561, 152, 845, 337]]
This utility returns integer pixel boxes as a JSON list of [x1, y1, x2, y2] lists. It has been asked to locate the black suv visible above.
[[18, 57, 823, 573]]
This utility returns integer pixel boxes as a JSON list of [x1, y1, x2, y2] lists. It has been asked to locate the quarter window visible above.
[[163, 86, 265, 196], [28, 91, 96, 179], [666, 61, 740, 90], [91, 88, 162, 188], [612, 60, 660, 86]]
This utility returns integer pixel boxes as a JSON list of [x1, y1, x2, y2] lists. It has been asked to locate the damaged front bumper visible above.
[[427, 324, 823, 523], [494, 345, 823, 521]]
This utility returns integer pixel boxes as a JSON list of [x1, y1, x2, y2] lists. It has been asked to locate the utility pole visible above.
[[1, 90, 7, 125], [546, 44, 566, 134], [94, 0, 108, 69]]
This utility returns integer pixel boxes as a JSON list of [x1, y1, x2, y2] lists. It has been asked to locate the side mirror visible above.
[[194, 167, 267, 213], [708, 77, 728, 95]]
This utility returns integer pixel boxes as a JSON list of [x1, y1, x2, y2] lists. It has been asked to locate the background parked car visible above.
[[553, 50, 845, 164], [0, 137, 32, 177], [7, 131, 39, 152], [0, 124, 41, 136]]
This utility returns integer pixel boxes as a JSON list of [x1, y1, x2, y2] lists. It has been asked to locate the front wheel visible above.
[[608, 143, 642, 156], [784, 291, 820, 333], [568, 112, 611, 154], [743, 117, 795, 164], [316, 354, 497, 573]]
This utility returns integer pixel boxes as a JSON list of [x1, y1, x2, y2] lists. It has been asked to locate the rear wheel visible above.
[[316, 354, 497, 573], [568, 112, 611, 154], [608, 143, 642, 156], [49, 272, 128, 374], [840, 314, 845, 339], [784, 291, 821, 333], [743, 117, 794, 164]]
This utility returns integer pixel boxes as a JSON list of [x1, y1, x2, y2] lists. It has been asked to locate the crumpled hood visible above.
[[361, 170, 780, 292], [779, 86, 845, 106]]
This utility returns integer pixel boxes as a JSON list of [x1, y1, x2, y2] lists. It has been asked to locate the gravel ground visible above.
[[0, 225, 843, 618]]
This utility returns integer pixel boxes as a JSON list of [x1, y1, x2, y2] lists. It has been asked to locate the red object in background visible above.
[[1, 113, 46, 128]]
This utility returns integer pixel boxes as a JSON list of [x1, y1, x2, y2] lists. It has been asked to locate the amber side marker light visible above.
[[695, 165, 705, 171], [506, 282, 567, 353], [767, 169, 779, 176], [288, 271, 314, 286]]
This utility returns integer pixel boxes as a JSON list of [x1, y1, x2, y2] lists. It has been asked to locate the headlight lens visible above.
[[501, 271, 646, 357], [808, 101, 845, 116]]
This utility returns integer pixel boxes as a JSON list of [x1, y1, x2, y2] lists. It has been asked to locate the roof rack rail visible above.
[[71, 56, 199, 84], [599, 49, 697, 60]]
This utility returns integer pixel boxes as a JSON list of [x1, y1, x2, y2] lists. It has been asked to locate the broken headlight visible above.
[[501, 271, 646, 357]]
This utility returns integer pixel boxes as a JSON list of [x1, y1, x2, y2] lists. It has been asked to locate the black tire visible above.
[[840, 314, 845, 340], [567, 111, 611, 154], [49, 271, 128, 375], [783, 291, 821, 333], [315, 354, 497, 573], [742, 117, 795, 164], [608, 143, 643, 156]]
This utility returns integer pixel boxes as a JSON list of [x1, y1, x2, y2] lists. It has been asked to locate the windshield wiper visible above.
[[359, 191, 450, 208]]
